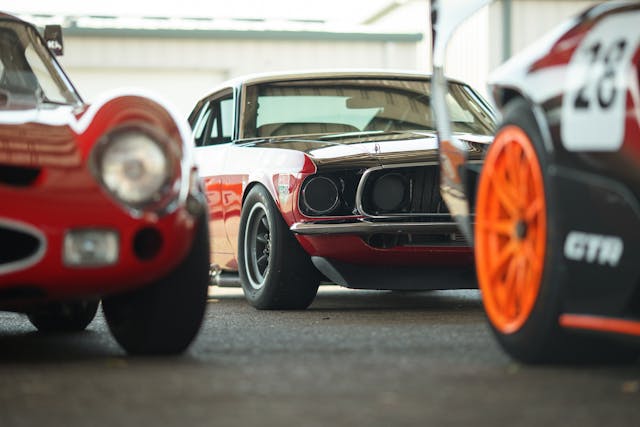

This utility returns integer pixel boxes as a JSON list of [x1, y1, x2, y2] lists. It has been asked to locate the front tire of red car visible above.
[[102, 210, 210, 355], [238, 185, 319, 310], [27, 300, 99, 332]]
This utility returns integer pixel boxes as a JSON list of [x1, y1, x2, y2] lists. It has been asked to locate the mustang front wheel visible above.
[[102, 210, 210, 355], [238, 185, 319, 309]]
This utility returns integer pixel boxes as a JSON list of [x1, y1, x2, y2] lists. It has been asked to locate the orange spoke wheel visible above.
[[475, 125, 546, 335]]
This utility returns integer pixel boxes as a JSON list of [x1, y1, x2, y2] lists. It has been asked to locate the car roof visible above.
[[233, 69, 433, 85], [202, 69, 467, 98]]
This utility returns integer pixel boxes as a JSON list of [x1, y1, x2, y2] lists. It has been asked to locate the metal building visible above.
[[11, 1, 603, 116]]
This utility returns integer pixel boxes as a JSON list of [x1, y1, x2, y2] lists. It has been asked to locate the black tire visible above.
[[28, 300, 99, 332], [478, 98, 639, 364], [238, 185, 319, 309], [102, 210, 210, 355]]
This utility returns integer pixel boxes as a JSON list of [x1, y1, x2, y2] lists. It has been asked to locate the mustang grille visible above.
[[359, 165, 449, 217]]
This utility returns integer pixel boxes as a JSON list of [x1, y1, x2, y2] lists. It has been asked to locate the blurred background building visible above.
[[7, 0, 601, 117]]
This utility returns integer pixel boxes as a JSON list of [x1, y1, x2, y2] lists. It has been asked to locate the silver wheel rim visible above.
[[243, 202, 271, 290]]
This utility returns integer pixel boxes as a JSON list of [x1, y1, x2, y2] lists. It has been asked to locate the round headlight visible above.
[[301, 176, 340, 216], [371, 172, 408, 212], [98, 129, 170, 206]]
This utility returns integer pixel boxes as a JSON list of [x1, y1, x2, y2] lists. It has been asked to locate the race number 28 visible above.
[[572, 39, 627, 110], [561, 12, 640, 151]]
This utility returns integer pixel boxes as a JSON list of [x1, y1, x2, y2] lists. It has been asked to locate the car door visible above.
[[192, 89, 236, 268]]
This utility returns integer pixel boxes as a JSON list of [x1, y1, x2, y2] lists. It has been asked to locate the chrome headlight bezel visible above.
[[90, 123, 182, 216], [301, 175, 341, 216]]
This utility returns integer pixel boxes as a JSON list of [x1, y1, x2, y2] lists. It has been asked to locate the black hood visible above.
[[241, 130, 491, 170]]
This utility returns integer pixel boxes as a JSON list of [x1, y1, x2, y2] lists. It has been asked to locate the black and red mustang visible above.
[[191, 70, 495, 309]]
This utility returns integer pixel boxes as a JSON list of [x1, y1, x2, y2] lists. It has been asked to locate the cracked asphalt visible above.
[[0, 286, 638, 427]]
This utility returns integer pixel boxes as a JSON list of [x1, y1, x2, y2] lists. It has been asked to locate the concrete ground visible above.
[[0, 286, 638, 427]]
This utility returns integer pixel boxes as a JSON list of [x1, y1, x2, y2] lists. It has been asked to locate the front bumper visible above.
[[290, 220, 460, 236], [291, 218, 473, 269], [312, 256, 476, 290], [0, 191, 205, 308]]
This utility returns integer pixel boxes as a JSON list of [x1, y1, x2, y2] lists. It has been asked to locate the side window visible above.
[[192, 102, 212, 147], [220, 97, 234, 140], [206, 95, 234, 145], [208, 115, 220, 140]]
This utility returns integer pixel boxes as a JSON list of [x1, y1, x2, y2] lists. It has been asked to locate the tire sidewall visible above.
[[481, 98, 566, 362], [102, 208, 210, 355], [238, 185, 285, 306], [28, 300, 99, 332]]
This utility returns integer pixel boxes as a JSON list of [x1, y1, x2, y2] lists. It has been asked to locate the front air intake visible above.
[[0, 222, 44, 273], [0, 164, 41, 187]]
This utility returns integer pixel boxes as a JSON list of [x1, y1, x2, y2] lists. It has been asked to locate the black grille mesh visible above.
[[361, 165, 449, 215]]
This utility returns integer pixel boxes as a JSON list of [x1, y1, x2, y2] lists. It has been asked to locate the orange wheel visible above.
[[475, 125, 547, 335]]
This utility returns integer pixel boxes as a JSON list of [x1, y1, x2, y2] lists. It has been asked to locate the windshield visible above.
[[0, 19, 80, 109], [242, 78, 495, 138]]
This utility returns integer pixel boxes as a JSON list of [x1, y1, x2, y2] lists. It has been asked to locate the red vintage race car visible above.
[[191, 70, 496, 309], [0, 13, 210, 354], [431, 0, 640, 363]]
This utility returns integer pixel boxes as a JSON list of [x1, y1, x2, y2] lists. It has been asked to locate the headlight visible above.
[[92, 125, 179, 213], [301, 176, 340, 216], [371, 173, 408, 212]]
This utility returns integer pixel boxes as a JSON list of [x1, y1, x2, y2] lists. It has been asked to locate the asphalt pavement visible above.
[[0, 286, 638, 427]]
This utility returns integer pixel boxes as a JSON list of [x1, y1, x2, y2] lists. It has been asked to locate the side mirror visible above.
[[44, 25, 64, 56]]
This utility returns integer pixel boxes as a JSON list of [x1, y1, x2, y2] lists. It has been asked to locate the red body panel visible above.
[[0, 95, 198, 303], [198, 144, 318, 270]]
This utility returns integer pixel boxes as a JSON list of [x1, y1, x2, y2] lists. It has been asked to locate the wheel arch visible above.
[[491, 85, 555, 155], [242, 180, 262, 205], [241, 179, 289, 224]]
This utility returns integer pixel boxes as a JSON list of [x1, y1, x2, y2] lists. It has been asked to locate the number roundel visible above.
[[560, 11, 640, 152]]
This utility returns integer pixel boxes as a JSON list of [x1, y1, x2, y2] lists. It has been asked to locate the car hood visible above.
[[0, 106, 83, 171], [244, 130, 491, 169]]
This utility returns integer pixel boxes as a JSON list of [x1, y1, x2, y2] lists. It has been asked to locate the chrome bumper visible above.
[[289, 221, 460, 236]]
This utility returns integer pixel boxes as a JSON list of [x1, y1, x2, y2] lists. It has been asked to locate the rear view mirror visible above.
[[44, 25, 63, 56], [345, 97, 382, 109]]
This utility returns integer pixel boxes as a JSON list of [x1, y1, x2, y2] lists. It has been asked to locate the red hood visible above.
[[0, 107, 82, 169]]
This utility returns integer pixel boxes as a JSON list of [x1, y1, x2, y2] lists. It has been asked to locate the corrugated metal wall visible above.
[[54, 1, 602, 116], [445, 5, 491, 98], [444, 0, 601, 99], [509, 0, 601, 55], [59, 37, 421, 117]]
